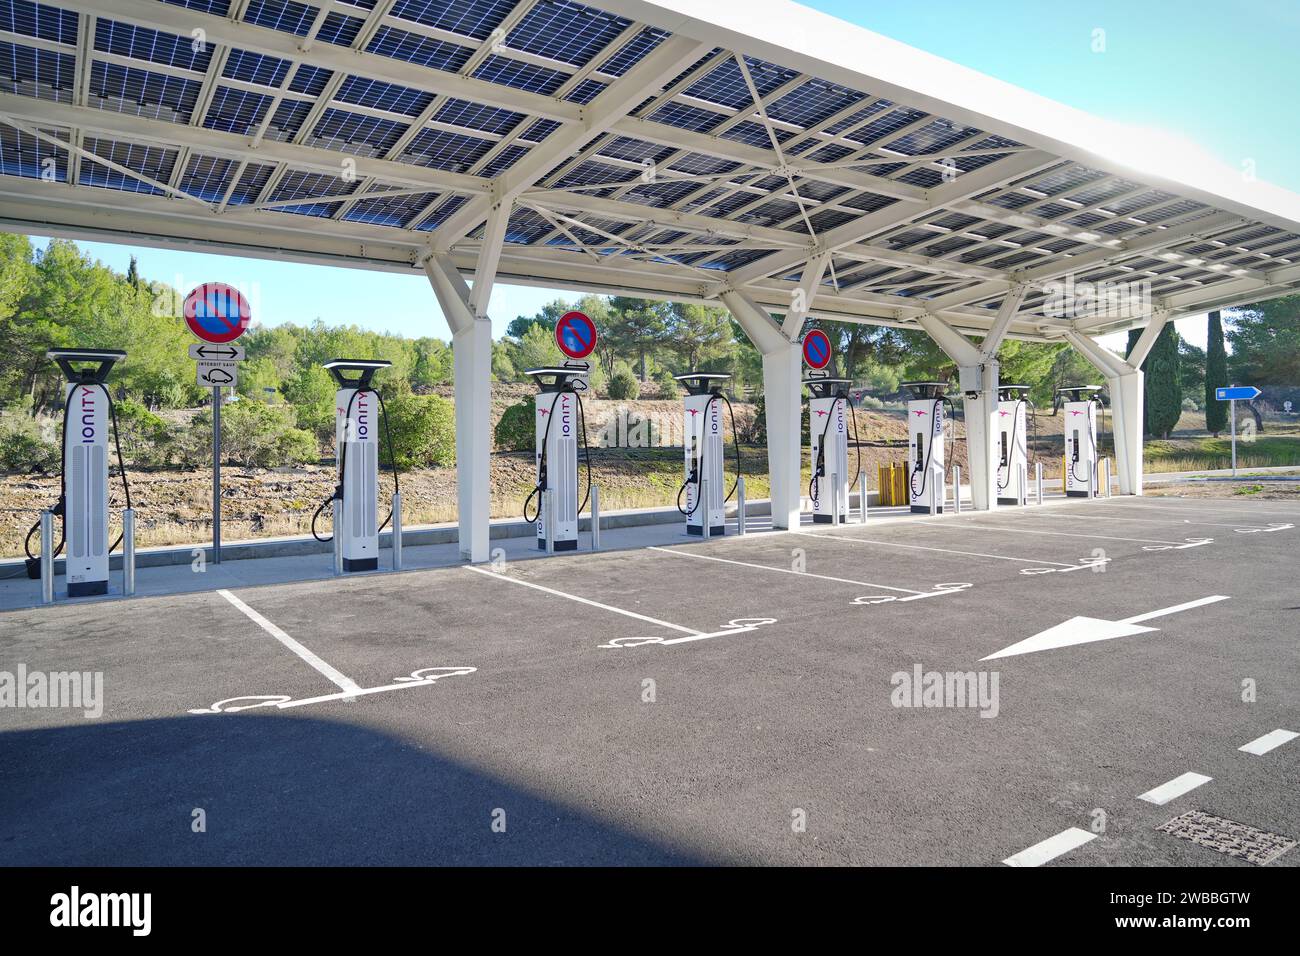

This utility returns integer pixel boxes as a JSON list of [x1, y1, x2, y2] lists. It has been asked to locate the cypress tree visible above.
[[1144, 324, 1182, 439], [1204, 310, 1228, 435]]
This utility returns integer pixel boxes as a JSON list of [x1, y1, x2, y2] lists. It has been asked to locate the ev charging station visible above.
[[317, 359, 393, 572], [30, 349, 129, 596], [996, 384, 1031, 505], [903, 381, 950, 514], [676, 372, 736, 537], [523, 364, 590, 551], [805, 374, 852, 523], [1058, 385, 1101, 498]]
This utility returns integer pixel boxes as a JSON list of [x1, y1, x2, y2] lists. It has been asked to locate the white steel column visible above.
[[423, 203, 508, 562], [720, 290, 801, 530], [1064, 313, 1167, 496], [914, 288, 1022, 511]]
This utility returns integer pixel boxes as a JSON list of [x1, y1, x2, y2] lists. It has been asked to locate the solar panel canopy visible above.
[[3, 0, 1300, 341]]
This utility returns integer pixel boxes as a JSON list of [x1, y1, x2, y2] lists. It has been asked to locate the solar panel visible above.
[[178, 154, 241, 202], [224, 49, 292, 88], [336, 75, 434, 118], [89, 61, 201, 124], [1, 0, 78, 45], [95, 20, 213, 73], [308, 108, 408, 156], [367, 25, 474, 73], [506, 0, 632, 69], [202, 86, 273, 134], [80, 137, 177, 195], [0, 40, 75, 102], [390, 0, 516, 42], [244, 0, 317, 37], [0, 122, 66, 179], [471, 54, 568, 95]]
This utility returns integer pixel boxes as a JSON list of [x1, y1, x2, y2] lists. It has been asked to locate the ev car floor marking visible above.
[[647, 545, 930, 595], [188, 668, 477, 715], [950, 520, 1210, 548], [217, 589, 363, 694], [1137, 772, 1213, 806], [791, 529, 1090, 573], [1238, 729, 1299, 756], [1001, 827, 1096, 867], [464, 565, 701, 636]]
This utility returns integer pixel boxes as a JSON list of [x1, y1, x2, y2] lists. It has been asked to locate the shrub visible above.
[[652, 367, 680, 398], [113, 399, 172, 467], [177, 402, 317, 468], [382, 393, 455, 469], [0, 411, 60, 473], [608, 368, 640, 400], [495, 396, 535, 452]]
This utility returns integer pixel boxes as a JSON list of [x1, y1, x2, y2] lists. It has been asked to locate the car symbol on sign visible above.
[[204, 367, 234, 384]]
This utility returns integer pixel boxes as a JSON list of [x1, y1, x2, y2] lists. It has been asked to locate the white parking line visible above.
[[950, 520, 1196, 547], [1239, 729, 1299, 756], [1137, 772, 1212, 806], [1119, 595, 1229, 625], [1002, 827, 1097, 867], [648, 545, 929, 595], [1031, 509, 1280, 531], [217, 589, 362, 694], [1103, 500, 1300, 520], [791, 529, 1081, 569], [465, 565, 701, 635]]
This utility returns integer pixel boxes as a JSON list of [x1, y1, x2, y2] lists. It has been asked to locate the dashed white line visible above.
[[1137, 772, 1212, 806], [950, 520, 1192, 547], [465, 565, 701, 635], [791, 528, 1079, 568], [1239, 729, 1299, 756], [217, 589, 362, 694], [1002, 827, 1097, 867]]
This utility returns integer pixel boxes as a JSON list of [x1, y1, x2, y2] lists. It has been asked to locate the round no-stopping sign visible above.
[[555, 310, 597, 359], [184, 283, 252, 344], [802, 329, 832, 369]]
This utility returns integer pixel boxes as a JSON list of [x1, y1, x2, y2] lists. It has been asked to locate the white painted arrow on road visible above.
[[981, 595, 1230, 661]]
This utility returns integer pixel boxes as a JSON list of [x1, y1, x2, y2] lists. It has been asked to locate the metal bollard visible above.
[[1102, 458, 1111, 497], [123, 508, 136, 597], [332, 503, 343, 575], [391, 492, 403, 570], [736, 477, 746, 536], [858, 471, 868, 524], [953, 466, 962, 515], [1020, 464, 1029, 507], [590, 485, 601, 551], [831, 472, 840, 527], [544, 489, 555, 554], [930, 465, 942, 515], [1035, 461, 1043, 505], [40, 510, 54, 605], [700, 474, 710, 541]]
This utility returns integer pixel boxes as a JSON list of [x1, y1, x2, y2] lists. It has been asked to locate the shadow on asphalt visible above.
[[0, 714, 704, 866]]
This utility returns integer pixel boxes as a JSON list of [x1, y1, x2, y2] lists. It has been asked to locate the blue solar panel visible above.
[[1, 0, 78, 46], [414, 194, 468, 231], [390, 0, 515, 41], [597, 136, 672, 165], [317, 11, 364, 47], [564, 78, 606, 105], [244, 0, 317, 37], [519, 118, 561, 143], [267, 169, 357, 217], [685, 56, 799, 110], [336, 75, 433, 117], [367, 25, 473, 73], [261, 99, 313, 141], [598, 26, 668, 77], [95, 20, 213, 73], [224, 162, 276, 204], [80, 137, 176, 195], [224, 49, 292, 88], [288, 63, 333, 96], [720, 121, 791, 150], [479, 144, 529, 177], [768, 81, 864, 131], [160, 0, 231, 14], [0, 40, 75, 102], [178, 154, 239, 202], [89, 61, 201, 124], [0, 122, 66, 179], [471, 55, 567, 95], [507, 0, 631, 68], [889, 120, 975, 156], [307, 108, 408, 157], [400, 127, 494, 172], [645, 102, 726, 135], [203, 86, 273, 134], [433, 98, 524, 136], [344, 184, 441, 227]]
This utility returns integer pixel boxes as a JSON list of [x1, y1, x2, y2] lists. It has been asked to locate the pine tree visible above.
[[1204, 310, 1228, 435], [126, 255, 140, 290]]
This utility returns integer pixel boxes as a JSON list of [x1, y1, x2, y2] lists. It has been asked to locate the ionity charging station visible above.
[[903, 381, 951, 514], [1058, 385, 1101, 498], [313, 359, 397, 572], [675, 372, 740, 536], [996, 384, 1031, 505], [800, 329, 858, 524], [523, 364, 591, 551], [25, 349, 130, 595]]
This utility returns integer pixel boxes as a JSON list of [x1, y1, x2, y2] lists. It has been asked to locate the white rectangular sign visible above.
[[189, 343, 245, 361], [197, 360, 239, 387]]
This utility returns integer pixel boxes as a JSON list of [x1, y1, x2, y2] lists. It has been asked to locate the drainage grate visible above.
[[1157, 810, 1296, 865]]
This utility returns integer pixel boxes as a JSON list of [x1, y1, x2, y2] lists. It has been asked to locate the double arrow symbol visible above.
[[194, 345, 239, 358]]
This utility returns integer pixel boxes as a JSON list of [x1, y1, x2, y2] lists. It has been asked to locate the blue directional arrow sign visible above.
[[1216, 386, 1261, 401]]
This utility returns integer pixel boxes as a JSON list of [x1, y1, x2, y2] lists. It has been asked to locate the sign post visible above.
[[1215, 385, 1262, 478], [183, 283, 252, 564]]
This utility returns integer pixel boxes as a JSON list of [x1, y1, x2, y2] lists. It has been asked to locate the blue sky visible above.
[[31, 0, 1300, 348]]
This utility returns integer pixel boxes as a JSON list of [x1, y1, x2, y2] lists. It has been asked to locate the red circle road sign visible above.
[[555, 310, 598, 359], [183, 283, 252, 344], [802, 329, 832, 369]]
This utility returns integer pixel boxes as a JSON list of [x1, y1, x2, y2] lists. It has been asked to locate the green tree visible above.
[[1227, 295, 1300, 384], [606, 297, 670, 380], [280, 363, 337, 441], [383, 394, 455, 469], [1204, 310, 1228, 435], [494, 396, 535, 451], [663, 302, 732, 371], [512, 322, 564, 371], [1130, 324, 1181, 438]]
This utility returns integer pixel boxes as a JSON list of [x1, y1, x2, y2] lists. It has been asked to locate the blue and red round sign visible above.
[[802, 329, 832, 370], [555, 310, 597, 360], [184, 282, 252, 344]]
